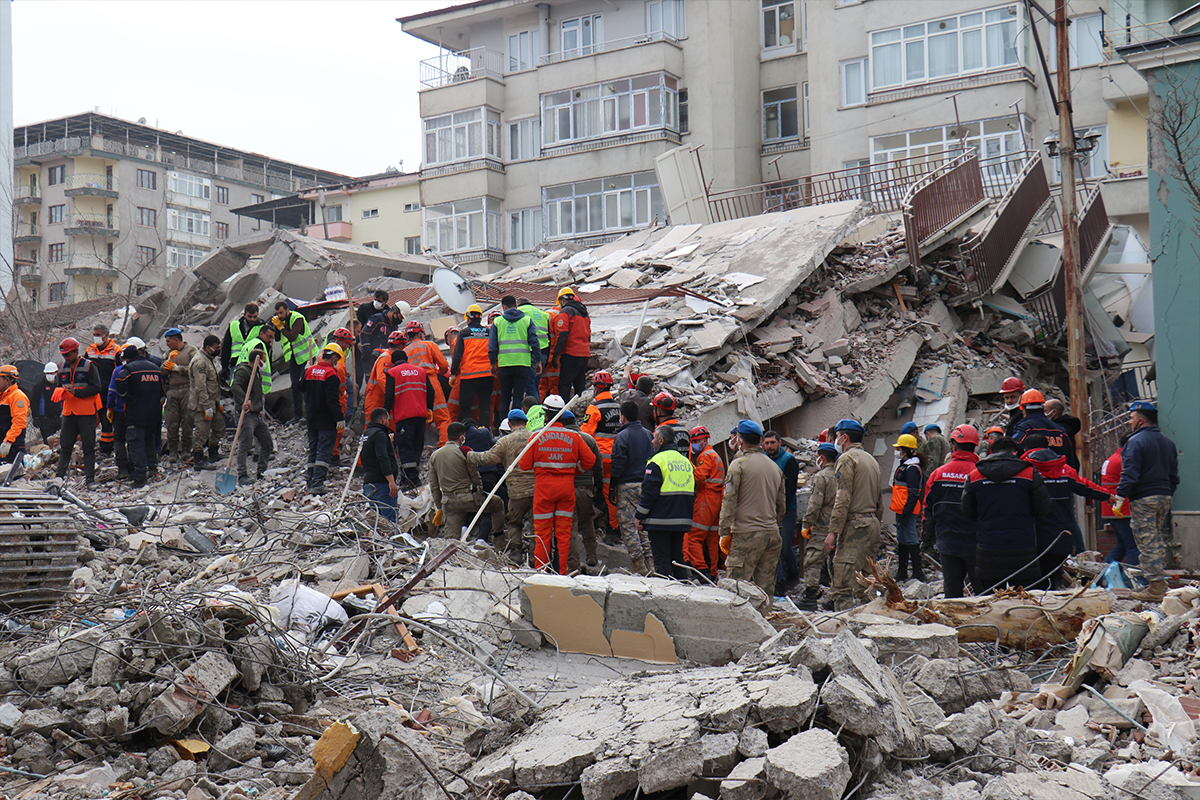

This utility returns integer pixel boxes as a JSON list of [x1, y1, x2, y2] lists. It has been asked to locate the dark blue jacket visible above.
[[923, 451, 979, 557], [1012, 411, 1071, 460], [1023, 449, 1110, 555], [892, 456, 923, 516], [635, 444, 695, 532], [361, 421, 399, 484], [961, 453, 1051, 551], [116, 357, 164, 427], [1118, 425, 1179, 499], [611, 420, 653, 486], [464, 421, 498, 477], [107, 367, 125, 414], [770, 449, 800, 516]]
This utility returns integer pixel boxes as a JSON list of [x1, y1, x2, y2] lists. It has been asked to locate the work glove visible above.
[[106, 409, 114, 423], [204, 408, 213, 421], [426, 410, 433, 423], [801, 527, 811, 539], [0, 442, 10, 458], [336, 421, 345, 432], [1111, 496, 1127, 515], [273, 316, 285, 329], [51, 388, 65, 403], [719, 535, 731, 555], [432, 509, 444, 526]]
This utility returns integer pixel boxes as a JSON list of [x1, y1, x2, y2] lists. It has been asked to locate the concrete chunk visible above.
[[581, 758, 638, 800], [756, 675, 818, 732], [701, 732, 741, 775], [860, 623, 959, 663], [738, 726, 768, 758], [720, 757, 765, 800], [764, 729, 851, 800], [139, 651, 239, 735], [16, 626, 111, 686], [638, 741, 703, 793]]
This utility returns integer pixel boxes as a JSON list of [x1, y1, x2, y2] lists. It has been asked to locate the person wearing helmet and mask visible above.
[[30, 362, 63, 444], [116, 343, 166, 489], [106, 343, 134, 479], [798, 443, 839, 610], [490, 295, 542, 421], [366, 330, 407, 428], [823, 419, 884, 611], [583, 371, 622, 533], [406, 322, 451, 446], [299, 346, 344, 494], [719, 419, 786, 599], [890, 433, 925, 582], [983, 426, 1005, 455], [87, 324, 119, 457], [651, 391, 690, 453], [684, 425, 725, 581], [383, 348, 435, 489], [1011, 390, 1071, 461], [360, 302, 404, 381], [516, 297, 550, 401], [923, 425, 983, 598], [452, 305, 493, 429], [220, 303, 264, 383], [550, 287, 591, 400], [54, 337, 104, 487], [1000, 377, 1026, 437], [0, 365, 29, 466], [161, 328, 197, 464]]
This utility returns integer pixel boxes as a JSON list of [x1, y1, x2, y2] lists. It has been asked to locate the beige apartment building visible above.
[[401, 0, 1161, 271], [10, 112, 347, 307]]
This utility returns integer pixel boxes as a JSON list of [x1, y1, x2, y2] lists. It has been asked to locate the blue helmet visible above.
[[834, 418, 864, 434], [736, 419, 763, 436]]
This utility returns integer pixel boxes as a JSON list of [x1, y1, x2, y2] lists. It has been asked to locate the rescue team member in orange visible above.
[[365, 331, 406, 429], [55, 337, 104, 487], [0, 365, 29, 464], [406, 321, 451, 445], [685, 425, 726, 580], [452, 305, 493, 430], [86, 324, 119, 456], [550, 287, 591, 400], [540, 302, 561, 400], [582, 370, 621, 531], [519, 395, 596, 574]]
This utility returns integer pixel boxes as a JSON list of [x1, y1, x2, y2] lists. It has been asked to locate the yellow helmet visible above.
[[322, 342, 344, 359], [557, 287, 576, 301], [465, 304, 483, 320], [893, 434, 919, 450]]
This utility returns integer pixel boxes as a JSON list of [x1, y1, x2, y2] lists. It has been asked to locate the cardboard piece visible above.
[[609, 613, 678, 664], [522, 582, 613, 657]]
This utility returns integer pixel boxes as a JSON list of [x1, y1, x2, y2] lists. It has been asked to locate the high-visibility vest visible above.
[[457, 326, 491, 380], [586, 392, 621, 440], [229, 319, 264, 364], [279, 310, 313, 365], [236, 337, 273, 394], [387, 363, 428, 421], [526, 404, 545, 431], [518, 304, 550, 350], [643, 447, 697, 528], [494, 315, 534, 368]]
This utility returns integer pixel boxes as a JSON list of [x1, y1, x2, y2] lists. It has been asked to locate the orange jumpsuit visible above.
[[406, 339, 450, 445], [583, 390, 621, 530], [539, 306, 561, 399], [518, 421, 596, 574], [364, 351, 395, 430], [685, 444, 726, 578]]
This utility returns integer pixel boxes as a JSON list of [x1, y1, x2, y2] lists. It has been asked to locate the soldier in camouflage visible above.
[[823, 419, 884, 612], [1114, 401, 1179, 603], [798, 442, 838, 609]]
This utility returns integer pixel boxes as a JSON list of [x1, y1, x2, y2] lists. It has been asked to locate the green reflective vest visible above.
[[494, 315, 534, 367], [229, 319, 264, 364], [236, 337, 273, 395], [279, 310, 313, 365], [526, 404, 545, 431], [648, 448, 696, 495], [518, 304, 550, 350]]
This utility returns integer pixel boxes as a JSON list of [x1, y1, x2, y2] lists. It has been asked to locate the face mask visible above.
[[93, 336, 103, 345], [894, 450, 904, 458], [374, 300, 384, 310], [691, 442, 702, 454], [45, 374, 56, 383], [1004, 401, 1020, 411], [834, 443, 844, 455]]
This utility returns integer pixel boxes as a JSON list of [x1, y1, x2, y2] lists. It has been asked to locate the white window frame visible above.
[[541, 73, 680, 145], [1051, 125, 1109, 183], [870, 116, 1026, 165], [423, 198, 502, 253], [423, 107, 502, 166], [362, 208, 379, 219], [762, 86, 799, 142], [646, 0, 686, 38], [543, 171, 662, 241], [404, 236, 422, 255], [168, 171, 212, 200], [508, 207, 544, 252], [167, 208, 210, 237], [1049, 13, 1106, 70], [561, 15, 603, 58], [802, 82, 810, 137], [841, 57, 868, 107], [761, 0, 798, 54], [324, 205, 344, 223], [508, 29, 539, 72], [404, 202, 421, 213], [508, 117, 542, 161], [167, 245, 207, 271]]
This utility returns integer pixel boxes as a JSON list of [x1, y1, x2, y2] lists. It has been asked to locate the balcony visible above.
[[303, 220, 353, 242], [62, 253, 119, 278], [63, 173, 118, 199], [538, 31, 681, 66], [18, 264, 42, 285], [419, 47, 504, 89], [14, 222, 41, 244], [64, 213, 119, 238], [14, 184, 40, 205]]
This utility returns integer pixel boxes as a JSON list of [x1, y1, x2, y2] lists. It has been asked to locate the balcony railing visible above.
[[538, 31, 681, 66], [14, 184, 40, 202], [419, 47, 505, 89], [62, 253, 119, 275], [14, 222, 41, 242], [1105, 18, 1177, 49], [64, 213, 120, 236], [902, 152, 985, 268], [1024, 186, 1111, 334], [962, 152, 1052, 297], [64, 173, 118, 196]]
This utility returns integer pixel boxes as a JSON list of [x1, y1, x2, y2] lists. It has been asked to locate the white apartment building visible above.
[[402, 0, 1159, 271]]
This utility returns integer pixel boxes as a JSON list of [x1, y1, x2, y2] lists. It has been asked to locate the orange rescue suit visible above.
[[518, 421, 596, 574], [685, 445, 726, 578]]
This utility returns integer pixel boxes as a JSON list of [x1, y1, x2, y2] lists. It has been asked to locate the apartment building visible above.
[[10, 112, 348, 307], [401, 0, 1159, 271]]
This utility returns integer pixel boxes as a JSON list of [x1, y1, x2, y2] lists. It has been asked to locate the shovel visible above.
[[216, 358, 261, 495]]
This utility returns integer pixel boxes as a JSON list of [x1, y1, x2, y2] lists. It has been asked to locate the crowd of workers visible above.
[[0, 287, 1180, 610]]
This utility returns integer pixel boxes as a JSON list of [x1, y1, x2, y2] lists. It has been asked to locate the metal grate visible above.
[[0, 490, 82, 609]]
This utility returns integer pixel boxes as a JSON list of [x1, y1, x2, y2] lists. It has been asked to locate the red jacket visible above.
[[1100, 448, 1123, 519], [519, 422, 596, 479], [384, 363, 432, 421], [552, 300, 591, 359]]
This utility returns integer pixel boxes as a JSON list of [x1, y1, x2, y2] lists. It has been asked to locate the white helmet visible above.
[[499, 418, 512, 432], [544, 394, 565, 410], [43, 361, 58, 375], [125, 336, 146, 350]]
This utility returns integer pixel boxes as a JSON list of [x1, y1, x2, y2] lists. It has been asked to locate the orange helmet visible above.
[[984, 426, 1005, 439], [0, 365, 19, 381], [1020, 389, 1045, 408]]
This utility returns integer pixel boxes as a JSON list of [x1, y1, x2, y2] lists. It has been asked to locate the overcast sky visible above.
[[11, 0, 456, 178]]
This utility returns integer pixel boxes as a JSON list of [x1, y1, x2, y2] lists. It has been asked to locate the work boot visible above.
[[797, 586, 821, 611], [1131, 579, 1168, 603], [192, 451, 210, 470], [909, 545, 926, 582], [629, 557, 647, 575], [308, 482, 329, 495], [238, 474, 255, 487], [895, 547, 910, 582], [208, 444, 220, 463]]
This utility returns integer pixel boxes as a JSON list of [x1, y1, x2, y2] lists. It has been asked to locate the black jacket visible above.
[[923, 451, 979, 557], [361, 421, 399, 484], [464, 421, 497, 477], [961, 453, 1051, 551], [29, 379, 62, 422], [1012, 411, 1071, 460], [116, 357, 165, 427], [1023, 449, 1109, 555], [1119, 425, 1180, 499], [611, 420, 654, 487], [301, 362, 342, 431]]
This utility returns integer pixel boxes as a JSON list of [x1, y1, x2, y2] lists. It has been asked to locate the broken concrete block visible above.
[[756, 675, 818, 731], [294, 721, 360, 800], [16, 625, 112, 686], [299, 709, 442, 800], [699, 681, 753, 731], [638, 741, 703, 793], [822, 339, 851, 359], [825, 632, 924, 756], [79, 706, 128, 740], [787, 637, 830, 673], [1085, 697, 1145, 729], [512, 732, 601, 788], [924, 734, 955, 762], [935, 705, 994, 752], [737, 726, 768, 757], [209, 725, 257, 771], [139, 651, 239, 735], [719, 757, 765, 800], [980, 768, 1110, 800], [581, 758, 639, 800], [13, 708, 68, 736], [701, 732, 740, 775], [764, 729, 851, 800], [231, 635, 277, 692], [913, 658, 1032, 712], [0, 702, 23, 730], [860, 623, 958, 663]]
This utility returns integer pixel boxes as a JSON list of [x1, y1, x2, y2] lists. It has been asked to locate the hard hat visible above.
[[689, 425, 710, 440], [499, 418, 512, 432], [924, 423, 942, 433], [834, 418, 864, 434], [164, 327, 183, 338], [900, 421, 918, 435], [322, 342, 345, 359], [387, 331, 406, 345], [984, 426, 1005, 438], [1020, 389, 1045, 408], [817, 443, 839, 457], [1130, 400, 1157, 413], [557, 287, 576, 300], [627, 372, 646, 391], [818, 428, 830, 443], [1001, 377, 1026, 394], [507, 409, 528, 422], [543, 394, 565, 410], [893, 434, 919, 449], [736, 419, 763, 436], [488, 311, 500, 323], [465, 304, 483, 319], [125, 336, 146, 350], [59, 337, 80, 354], [0, 365, 18, 380], [121, 345, 140, 360], [332, 327, 353, 340], [592, 371, 614, 387], [652, 391, 677, 412], [404, 320, 423, 334], [950, 424, 980, 446], [395, 301, 412, 316], [43, 362, 58, 375]]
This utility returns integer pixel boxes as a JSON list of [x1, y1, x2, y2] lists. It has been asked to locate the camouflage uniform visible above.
[[616, 482, 652, 565], [163, 343, 196, 458], [800, 463, 837, 590], [1131, 495, 1174, 578], [828, 443, 884, 611]]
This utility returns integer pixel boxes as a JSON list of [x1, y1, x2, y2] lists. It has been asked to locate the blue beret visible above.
[[561, 409, 576, 422], [924, 423, 942, 432], [817, 443, 838, 456], [508, 409, 527, 422], [835, 418, 865, 433], [736, 419, 763, 436], [900, 421, 917, 434], [1130, 400, 1157, 413]]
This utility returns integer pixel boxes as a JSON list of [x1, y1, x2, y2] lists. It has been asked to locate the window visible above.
[[48, 204, 66, 224], [1051, 126, 1109, 182], [167, 245, 207, 270], [841, 58, 868, 106], [405, 236, 422, 255], [49, 283, 66, 303], [508, 118, 541, 161], [871, 116, 1024, 164], [646, 0, 686, 38], [325, 205, 343, 223], [424, 198, 503, 253], [136, 207, 157, 226], [135, 284, 153, 296], [136, 245, 158, 267], [362, 208, 379, 219], [508, 29, 539, 72], [49, 243, 65, 262], [168, 208, 211, 237], [424, 107, 502, 166], [543, 172, 662, 240], [542, 73, 680, 145], [47, 166, 65, 186], [251, 193, 264, 204], [679, 89, 689, 134], [404, 202, 421, 213], [136, 169, 157, 190], [562, 15, 602, 58], [169, 172, 212, 200], [803, 82, 810, 137], [871, 4, 1023, 91], [762, 0, 796, 50], [508, 208, 544, 252], [763, 87, 799, 141], [365, 241, 381, 249], [1050, 13, 1106, 70], [214, 221, 229, 240], [215, 185, 230, 205]]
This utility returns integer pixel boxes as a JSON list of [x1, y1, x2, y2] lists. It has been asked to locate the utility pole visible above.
[[1055, 0, 1093, 545]]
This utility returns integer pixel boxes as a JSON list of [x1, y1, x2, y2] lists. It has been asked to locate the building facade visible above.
[[10, 113, 348, 307]]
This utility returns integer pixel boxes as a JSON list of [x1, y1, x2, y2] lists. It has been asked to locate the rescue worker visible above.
[[366, 331, 406, 428], [516, 297, 550, 400], [983, 426, 1005, 455], [540, 299, 561, 400], [611, 401, 655, 574], [189, 335, 223, 470], [220, 303, 263, 382], [361, 304, 404, 380], [464, 417, 499, 540], [961, 436, 1051, 593], [684, 425, 725, 580], [302, 345, 344, 494], [161, 328, 196, 464], [890, 432, 925, 582], [469, 410, 535, 560], [55, 337, 103, 487], [918, 423, 951, 469], [491, 295, 542, 420], [0, 365, 29, 465], [445, 325, 462, 423], [327, 327, 359, 415], [650, 391, 690, 453], [383, 348, 434, 489], [87, 324, 119, 456], [565, 409, 604, 571], [406, 321, 451, 445], [636, 424, 696, 580], [622, 375, 655, 432], [582, 371, 622, 533], [230, 342, 273, 487], [357, 289, 392, 330], [824, 419, 884, 611], [763, 430, 801, 597], [107, 347, 131, 479], [452, 305, 493, 429], [798, 443, 838, 610], [1043, 397, 1081, 470], [923, 425, 982, 598], [550, 287, 591, 400], [1114, 401, 1180, 603], [116, 343, 165, 489], [430, 421, 504, 539], [1000, 376, 1026, 436], [1012, 390, 1070, 459], [519, 396, 596, 574], [525, 394, 547, 431], [1101, 436, 1139, 566], [29, 362, 62, 443], [272, 301, 314, 421], [719, 419, 786, 599], [361, 407, 400, 522]]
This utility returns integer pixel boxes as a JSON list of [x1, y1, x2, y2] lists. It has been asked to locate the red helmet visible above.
[[59, 337, 80, 355], [332, 327, 353, 341], [690, 425, 710, 440], [592, 371, 614, 387], [627, 372, 646, 391], [405, 320, 423, 335], [1020, 389, 1045, 407], [652, 391, 677, 412], [1001, 377, 1025, 394], [488, 311, 501, 323], [387, 331, 406, 345], [950, 424, 979, 446], [817, 428, 830, 443]]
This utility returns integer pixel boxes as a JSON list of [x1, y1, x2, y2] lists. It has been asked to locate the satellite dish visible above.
[[432, 267, 477, 314]]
